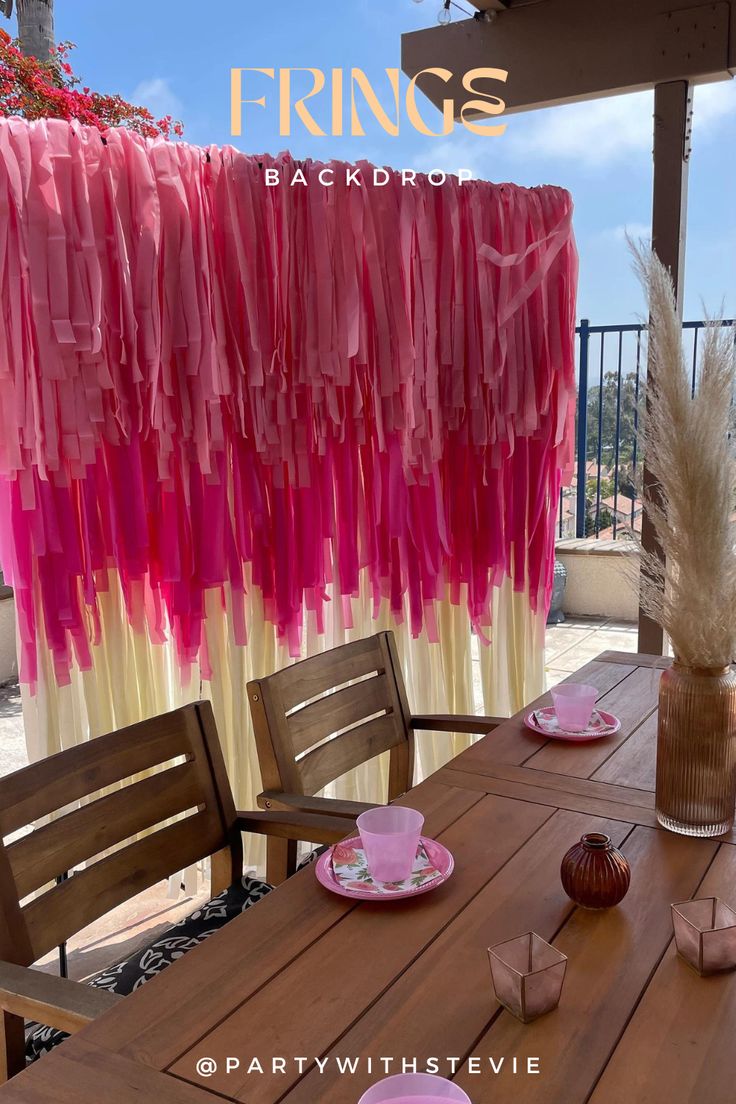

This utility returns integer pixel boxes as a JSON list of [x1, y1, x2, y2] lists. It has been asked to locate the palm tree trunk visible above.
[[16, 0, 54, 62]]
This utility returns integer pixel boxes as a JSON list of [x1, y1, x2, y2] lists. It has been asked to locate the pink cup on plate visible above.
[[356, 806, 424, 883], [550, 683, 597, 732], [357, 1072, 471, 1103]]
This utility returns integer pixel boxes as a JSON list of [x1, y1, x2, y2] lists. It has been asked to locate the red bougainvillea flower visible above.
[[0, 32, 183, 138]]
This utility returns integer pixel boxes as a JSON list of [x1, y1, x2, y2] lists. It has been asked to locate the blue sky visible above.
[[49, 0, 736, 324]]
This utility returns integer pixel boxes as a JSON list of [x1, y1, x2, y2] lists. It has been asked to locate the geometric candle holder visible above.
[[488, 932, 568, 1023], [671, 898, 736, 976]]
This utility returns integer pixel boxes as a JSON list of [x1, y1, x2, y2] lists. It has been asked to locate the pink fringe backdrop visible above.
[[0, 118, 578, 690]]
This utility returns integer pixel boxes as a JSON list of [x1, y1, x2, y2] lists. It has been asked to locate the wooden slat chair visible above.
[[249, 630, 504, 882], [0, 701, 350, 1082]]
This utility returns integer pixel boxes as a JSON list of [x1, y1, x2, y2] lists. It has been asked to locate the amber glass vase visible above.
[[560, 833, 631, 909], [656, 662, 736, 837]]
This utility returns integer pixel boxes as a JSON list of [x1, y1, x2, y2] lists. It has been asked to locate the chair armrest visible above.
[[410, 713, 505, 734], [236, 809, 354, 846], [0, 960, 121, 1034], [257, 791, 378, 818]]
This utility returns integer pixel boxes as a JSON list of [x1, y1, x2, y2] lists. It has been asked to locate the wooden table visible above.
[[4, 650, 736, 1104]]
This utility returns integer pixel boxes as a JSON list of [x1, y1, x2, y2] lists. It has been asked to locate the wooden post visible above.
[[637, 80, 692, 655]]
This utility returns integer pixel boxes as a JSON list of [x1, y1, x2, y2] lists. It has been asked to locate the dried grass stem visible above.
[[633, 246, 736, 667]]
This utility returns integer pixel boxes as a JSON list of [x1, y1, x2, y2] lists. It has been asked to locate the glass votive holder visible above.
[[488, 932, 567, 1024], [671, 897, 736, 976]]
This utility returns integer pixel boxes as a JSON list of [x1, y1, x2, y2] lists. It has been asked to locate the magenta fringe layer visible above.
[[0, 119, 578, 688]]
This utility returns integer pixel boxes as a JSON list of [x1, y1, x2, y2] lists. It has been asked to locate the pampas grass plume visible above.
[[632, 244, 736, 667]]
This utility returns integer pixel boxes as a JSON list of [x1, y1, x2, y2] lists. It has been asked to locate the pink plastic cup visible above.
[[550, 683, 597, 732], [357, 1072, 471, 1103], [356, 806, 424, 883]]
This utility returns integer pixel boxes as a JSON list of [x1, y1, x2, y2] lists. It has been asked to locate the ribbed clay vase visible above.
[[656, 662, 736, 837], [560, 833, 631, 909]]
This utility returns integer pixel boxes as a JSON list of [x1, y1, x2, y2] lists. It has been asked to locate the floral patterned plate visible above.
[[315, 836, 454, 901], [524, 706, 621, 742]]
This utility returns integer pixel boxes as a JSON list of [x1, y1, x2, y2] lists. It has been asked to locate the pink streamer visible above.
[[0, 119, 578, 687]]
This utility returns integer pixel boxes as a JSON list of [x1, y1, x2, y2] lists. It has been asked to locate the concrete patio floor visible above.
[[0, 613, 640, 982], [0, 680, 27, 779], [544, 614, 639, 686]]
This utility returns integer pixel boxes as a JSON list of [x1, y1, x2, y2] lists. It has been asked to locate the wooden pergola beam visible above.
[[401, 0, 733, 116], [402, 0, 735, 657], [467, 1, 511, 11], [638, 80, 692, 655]]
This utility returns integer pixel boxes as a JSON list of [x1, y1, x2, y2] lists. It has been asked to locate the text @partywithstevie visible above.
[[193, 1055, 542, 1079]]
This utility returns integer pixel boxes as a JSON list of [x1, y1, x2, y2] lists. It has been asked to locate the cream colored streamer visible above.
[[478, 577, 548, 718], [19, 569, 545, 880], [19, 572, 203, 893], [21, 571, 201, 759]]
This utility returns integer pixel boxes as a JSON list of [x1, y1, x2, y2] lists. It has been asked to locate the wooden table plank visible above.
[[453, 827, 717, 1104], [280, 810, 632, 1104], [442, 763, 656, 811], [4, 651, 728, 1104], [597, 650, 672, 670], [81, 779, 482, 1068], [434, 768, 736, 845], [432, 767, 661, 828], [524, 665, 662, 778], [449, 657, 639, 773], [589, 842, 736, 1104], [0, 1041, 220, 1104], [592, 710, 658, 792], [169, 793, 555, 1101]]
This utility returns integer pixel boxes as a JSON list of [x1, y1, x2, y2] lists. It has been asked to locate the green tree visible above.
[[584, 476, 613, 535], [585, 371, 638, 467]]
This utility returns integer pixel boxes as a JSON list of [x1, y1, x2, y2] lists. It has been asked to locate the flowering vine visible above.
[[0, 31, 183, 138]]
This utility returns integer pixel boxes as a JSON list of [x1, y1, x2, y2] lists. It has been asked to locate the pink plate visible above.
[[315, 836, 454, 901], [524, 706, 621, 742]]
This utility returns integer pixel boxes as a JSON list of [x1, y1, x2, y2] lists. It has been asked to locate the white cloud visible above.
[[505, 80, 736, 168], [406, 79, 736, 178], [131, 77, 183, 121], [693, 80, 736, 130]]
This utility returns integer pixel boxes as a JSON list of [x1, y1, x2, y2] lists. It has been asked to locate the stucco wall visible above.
[[556, 539, 640, 622], [0, 596, 18, 684]]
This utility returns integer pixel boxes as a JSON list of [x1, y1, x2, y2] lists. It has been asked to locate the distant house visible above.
[[556, 482, 642, 541]]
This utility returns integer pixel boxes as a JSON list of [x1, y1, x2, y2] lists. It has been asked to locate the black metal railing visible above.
[[560, 319, 736, 541]]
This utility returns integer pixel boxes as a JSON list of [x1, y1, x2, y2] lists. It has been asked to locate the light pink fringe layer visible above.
[[0, 119, 578, 688]]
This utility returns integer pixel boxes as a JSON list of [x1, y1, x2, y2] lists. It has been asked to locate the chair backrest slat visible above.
[[7, 761, 203, 901], [0, 702, 239, 966], [22, 810, 223, 961], [0, 717, 190, 838], [274, 635, 387, 712], [249, 631, 414, 802], [298, 713, 402, 796], [287, 675, 393, 757]]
